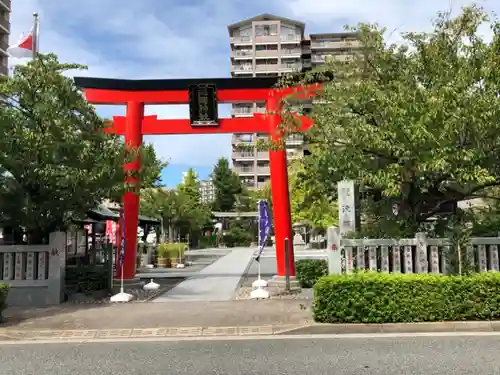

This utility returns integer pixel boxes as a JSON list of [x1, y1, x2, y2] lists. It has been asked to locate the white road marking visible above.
[[2, 331, 500, 345]]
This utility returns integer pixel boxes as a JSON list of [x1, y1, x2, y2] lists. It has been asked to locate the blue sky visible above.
[[9, 0, 499, 187]]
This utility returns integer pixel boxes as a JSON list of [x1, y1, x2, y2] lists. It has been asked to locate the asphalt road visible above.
[[1, 335, 499, 375]]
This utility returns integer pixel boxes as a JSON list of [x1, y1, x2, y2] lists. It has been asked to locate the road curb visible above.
[[276, 321, 500, 335], [0, 324, 305, 341], [3, 321, 499, 341]]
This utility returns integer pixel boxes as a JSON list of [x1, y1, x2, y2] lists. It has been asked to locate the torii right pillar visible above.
[[266, 91, 297, 284]]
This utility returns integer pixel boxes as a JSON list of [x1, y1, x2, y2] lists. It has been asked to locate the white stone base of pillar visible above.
[[250, 287, 270, 299], [110, 291, 134, 302]]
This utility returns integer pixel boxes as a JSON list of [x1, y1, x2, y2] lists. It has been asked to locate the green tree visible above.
[[0, 54, 125, 243], [178, 168, 201, 203], [109, 143, 167, 203], [289, 160, 338, 229], [280, 5, 500, 234], [211, 157, 242, 212], [141, 167, 212, 243], [140, 188, 178, 241], [176, 169, 213, 239]]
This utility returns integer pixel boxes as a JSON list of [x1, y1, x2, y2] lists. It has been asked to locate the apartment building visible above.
[[200, 178, 215, 204], [308, 32, 361, 66], [181, 171, 215, 203], [228, 14, 360, 189], [0, 0, 10, 76]]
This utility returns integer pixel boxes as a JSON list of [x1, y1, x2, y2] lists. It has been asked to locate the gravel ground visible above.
[[63, 277, 186, 304], [236, 269, 314, 300], [234, 285, 314, 300]]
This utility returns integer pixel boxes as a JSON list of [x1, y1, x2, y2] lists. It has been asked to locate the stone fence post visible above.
[[415, 232, 429, 274], [47, 231, 66, 304], [327, 226, 342, 274]]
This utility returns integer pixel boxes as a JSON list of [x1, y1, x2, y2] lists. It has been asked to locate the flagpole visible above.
[[251, 200, 268, 296], [257, 200, 262, 282], [32, 13, 39, 60], [110, 206, 133, 302]]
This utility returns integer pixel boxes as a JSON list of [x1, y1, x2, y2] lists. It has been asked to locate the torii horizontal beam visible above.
[[105, 113, 314, 135]]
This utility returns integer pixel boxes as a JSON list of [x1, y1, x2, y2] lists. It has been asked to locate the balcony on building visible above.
[[229, 35, 252, 46], [233, 164, 255, 176], [309, 33, 361, 50], [240, 177, 256, 189], [311, 53, 352, 64], [0, 35, 8, 54], [281, 34, 302, 44], [254, 35, 281, 45], [0, 0, 10, 11], [232, 149, 256, 160], [0, 9, 9, 35], [281, 47, 302, 58], [232, 105, 253, 117], [286, 148, 303, 160], [254, 23, 280, 45], [231, 63, 253, 74], [255, 105, 266, 113], [255, 162, 270, 175], [255, 58, 280, 73], [232, 133, 254, 145], [255, 44, 279, 58], [255, 133, 268, 143], [255, 151, 268, 160], [231, 48, 254, 60], [280, 62, 302, 73], [256, 181, 268, 189], [285, 134, 304, 145]]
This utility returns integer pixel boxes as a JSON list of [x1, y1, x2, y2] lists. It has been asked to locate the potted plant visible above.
[[171, 243, 187, 267], [156, 243, 172, 268]]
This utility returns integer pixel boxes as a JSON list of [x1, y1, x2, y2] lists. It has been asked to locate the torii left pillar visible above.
[[116, 101, 144, 280]]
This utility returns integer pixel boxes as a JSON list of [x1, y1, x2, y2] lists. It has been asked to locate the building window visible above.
[[255, 44, 278, 51], [255, 24, 278, 36]]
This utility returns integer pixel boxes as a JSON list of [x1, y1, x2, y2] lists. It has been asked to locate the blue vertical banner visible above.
[[255, 200, 272, 262], [119, 207, 126, 268]]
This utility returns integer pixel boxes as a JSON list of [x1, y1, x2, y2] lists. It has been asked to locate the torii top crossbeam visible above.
[[74, 77, 317, 135]]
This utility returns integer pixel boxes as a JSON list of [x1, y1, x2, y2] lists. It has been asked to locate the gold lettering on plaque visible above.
[[198, 86, 210, 122]]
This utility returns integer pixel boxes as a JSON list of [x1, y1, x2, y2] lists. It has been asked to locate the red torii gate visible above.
[[74, 76, 319, 281]]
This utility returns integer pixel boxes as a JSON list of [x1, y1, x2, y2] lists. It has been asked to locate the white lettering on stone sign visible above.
[[338, 180, 357, 235]]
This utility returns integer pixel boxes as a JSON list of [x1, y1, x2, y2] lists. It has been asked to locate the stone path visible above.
[[153, 247, 255, 302]]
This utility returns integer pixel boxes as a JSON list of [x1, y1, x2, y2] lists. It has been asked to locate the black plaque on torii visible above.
[[188, 84, 219, 126]]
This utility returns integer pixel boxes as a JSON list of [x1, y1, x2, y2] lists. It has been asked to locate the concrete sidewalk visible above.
[[153, 247, 255, 302], [1, 299, 312, 331]]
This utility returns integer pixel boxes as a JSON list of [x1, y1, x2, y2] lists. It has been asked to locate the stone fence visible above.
[[0, 232, 66, 306], [326, 227, 500, 275]]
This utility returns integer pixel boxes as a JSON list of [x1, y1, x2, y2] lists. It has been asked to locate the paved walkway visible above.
[[1, 299, 312, 331], [153, 247, 255, 302]]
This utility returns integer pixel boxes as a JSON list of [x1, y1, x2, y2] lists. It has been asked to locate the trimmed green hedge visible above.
[[313, 272, 500, 323], [296, 259, 328, 288], [0, 284, 8, 321]]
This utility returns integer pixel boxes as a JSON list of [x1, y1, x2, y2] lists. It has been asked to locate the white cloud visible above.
[[289, 0, 495, 28], [9, 0, 500, 167]]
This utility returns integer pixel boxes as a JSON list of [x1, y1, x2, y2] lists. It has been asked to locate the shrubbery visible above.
[[295, 259, 328, 288], [313, 271, 500, 323], [0, 284, 8, 320]]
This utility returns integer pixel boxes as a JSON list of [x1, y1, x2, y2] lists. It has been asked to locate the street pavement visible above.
[[1, 335, 499, 374]]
